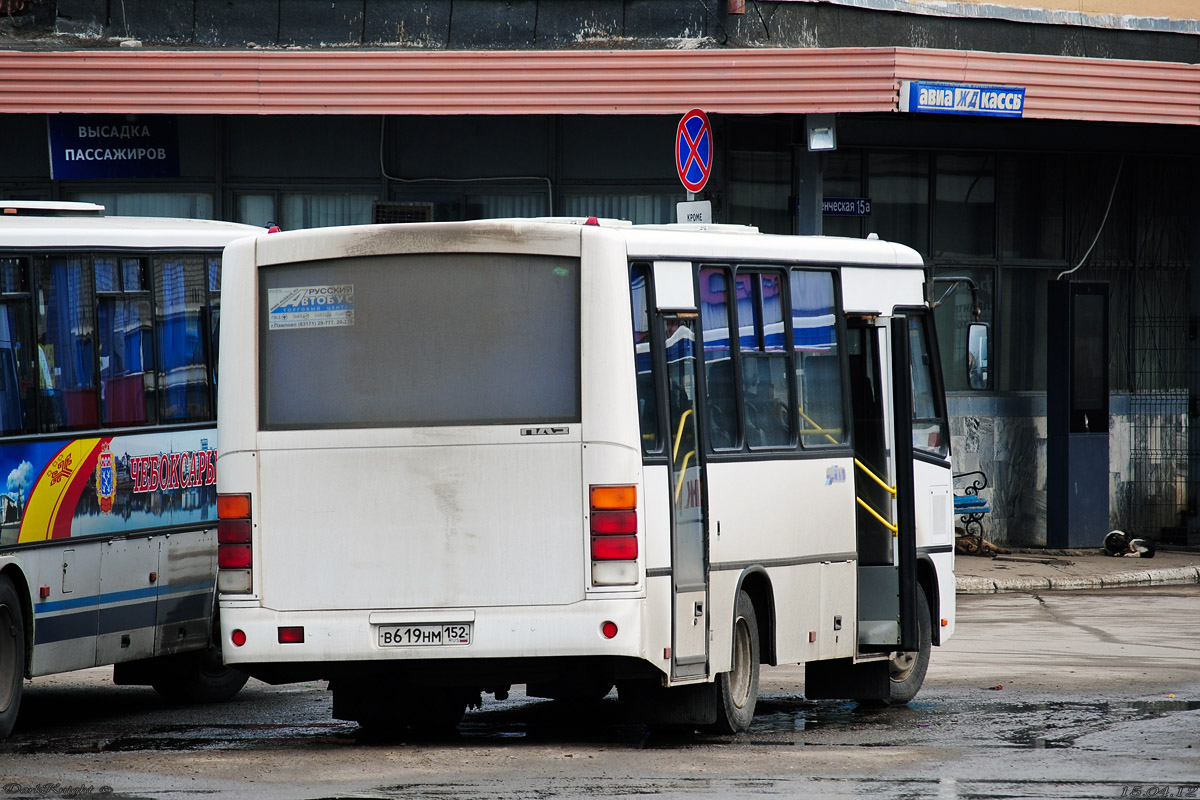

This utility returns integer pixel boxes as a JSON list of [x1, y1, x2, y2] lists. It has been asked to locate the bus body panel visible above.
[[706, 457, 856, 563], [255, 439, 587, 611], [841, 266, 926, 314], [253, 219, 583, 268], [579, 228, 641, 457]]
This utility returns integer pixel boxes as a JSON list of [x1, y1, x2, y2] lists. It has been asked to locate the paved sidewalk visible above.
[[955, 547, 1200, 594]]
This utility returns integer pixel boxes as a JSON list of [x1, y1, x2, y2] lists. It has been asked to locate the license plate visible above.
[[377, 623, 472, 647]]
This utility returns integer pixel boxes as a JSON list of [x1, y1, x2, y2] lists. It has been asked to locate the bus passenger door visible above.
[[662, 314, 709, 679], [847, 315, 918, 653]]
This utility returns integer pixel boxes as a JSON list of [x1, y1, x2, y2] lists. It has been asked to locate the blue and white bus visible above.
[[0, 201, 262, 738]]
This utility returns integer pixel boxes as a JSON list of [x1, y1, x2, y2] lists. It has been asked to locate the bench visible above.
[[953, 470, 991, 547]]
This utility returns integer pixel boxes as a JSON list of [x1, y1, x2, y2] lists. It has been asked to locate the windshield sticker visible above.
[[268, 284, 355, 330]]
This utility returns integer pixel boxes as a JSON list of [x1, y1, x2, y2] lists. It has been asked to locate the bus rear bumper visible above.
[[218, 599, 655, 677]]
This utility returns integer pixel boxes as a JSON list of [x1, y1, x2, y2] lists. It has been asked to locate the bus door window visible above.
[[664, 316, 706, 587], [0, 257, 36, 435], [629, 263, 661, 454], [698, 266, 738, 450], [97, 256, 155, 427], [736, 271, 792, 449], [35, 255, 97, 432], [155, 255, 212, 423], [906, 315, 949, 458], [791, 270, 847, 447], [847, 320, 893, 566]]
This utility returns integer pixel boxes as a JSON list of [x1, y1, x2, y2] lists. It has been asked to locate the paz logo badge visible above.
[[96, 440, 116, 513]]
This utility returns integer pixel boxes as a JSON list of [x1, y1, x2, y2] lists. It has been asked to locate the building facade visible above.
[[3, 0, 1199, 546]]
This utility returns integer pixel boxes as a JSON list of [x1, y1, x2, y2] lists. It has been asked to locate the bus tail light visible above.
[[590, 485, 638, 586], [217, 493, 253, 594]]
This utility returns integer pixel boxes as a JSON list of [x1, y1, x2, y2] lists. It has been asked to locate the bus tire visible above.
[[0, 576, 24, 739], [708, 590, 759, 734], [883, 585, 931, 705], [151, 623, 248, 704]]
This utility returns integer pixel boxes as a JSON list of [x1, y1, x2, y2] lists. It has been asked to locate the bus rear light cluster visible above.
[[217, 493, 253, 594], [590, 485, 638, 586]]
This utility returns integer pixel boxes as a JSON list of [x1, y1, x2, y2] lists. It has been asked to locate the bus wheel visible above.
[[708, 590, 759, 734], [884, 585, 932, 705], [0, 576, 25, 739], [151, 619, 248, 704]]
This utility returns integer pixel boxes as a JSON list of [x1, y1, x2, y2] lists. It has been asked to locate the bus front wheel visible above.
[[708, 590, 760, 734], [0, 575, 25, 739]]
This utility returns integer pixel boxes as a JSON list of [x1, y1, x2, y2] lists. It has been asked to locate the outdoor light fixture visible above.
[[807, 114, 837, 151]]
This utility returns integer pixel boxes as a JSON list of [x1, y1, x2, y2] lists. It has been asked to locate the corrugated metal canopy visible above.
[[0, 46, 1197, 125]]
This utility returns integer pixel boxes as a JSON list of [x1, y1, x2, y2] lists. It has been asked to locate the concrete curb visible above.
[[955, 566, 1200, 594]]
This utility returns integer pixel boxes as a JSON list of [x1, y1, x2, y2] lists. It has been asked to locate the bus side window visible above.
[[908, 314, 948, 457], [155, 255, 213, 423], [97, 256, 156, 427], [791, 270, 846, 447], [0, 258, 37, 436], [699, 266, 738, 450], [35, 255, 98, 432], [630, 264, 660, 454], [737, 271, 792, 449]]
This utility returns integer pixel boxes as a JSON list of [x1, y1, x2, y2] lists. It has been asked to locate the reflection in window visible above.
[[280, 193, 374, 230], [822, 151, 865, 239], [699, 266, 738, 449], [791, 270, 846, 446], [0, 258, 35, 436], [98, 257, 155, 427], [868, 152, 928, 255], [630, 264, 660, 454], [155, 255, 211, 422], [208, 256, 221, 405], [908, 315, 948, 457], [563, 195, 674, 224], [932, 268, 994, 392], [728, 151, 791, 234], [935, 155, 995, 259], [998, 268, 1056, 391], [35, 256, 97, 431], [1000, 156, 1064, 261], [69, 192, 213, 219], [738, 271, 792, 448]]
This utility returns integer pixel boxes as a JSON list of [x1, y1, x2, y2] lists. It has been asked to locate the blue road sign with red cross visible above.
[[675, 109, 712, 194]]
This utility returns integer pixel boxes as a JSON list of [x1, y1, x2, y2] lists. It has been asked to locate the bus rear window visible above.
[[258, 253, 581, 430]]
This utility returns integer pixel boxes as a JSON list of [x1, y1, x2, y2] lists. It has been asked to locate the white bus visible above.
[[217, 218, 966, 733], [0, 201, 262, 738]]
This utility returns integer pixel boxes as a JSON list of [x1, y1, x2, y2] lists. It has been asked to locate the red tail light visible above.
[[218, 544, 252, 569], [590, 510, 636, 535], [217, 493, 253, 594], [590, 485, 639, 585], [591, 534, 638, 560]]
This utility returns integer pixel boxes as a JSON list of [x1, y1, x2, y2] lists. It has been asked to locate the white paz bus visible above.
[[217, 217, 971, 733], [0, 201, 259, 738]]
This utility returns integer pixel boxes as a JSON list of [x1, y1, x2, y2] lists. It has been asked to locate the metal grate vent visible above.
[[373, 202, 433, 224]]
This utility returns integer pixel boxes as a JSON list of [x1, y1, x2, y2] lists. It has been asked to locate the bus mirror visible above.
[[967, 323, 989, 390]]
